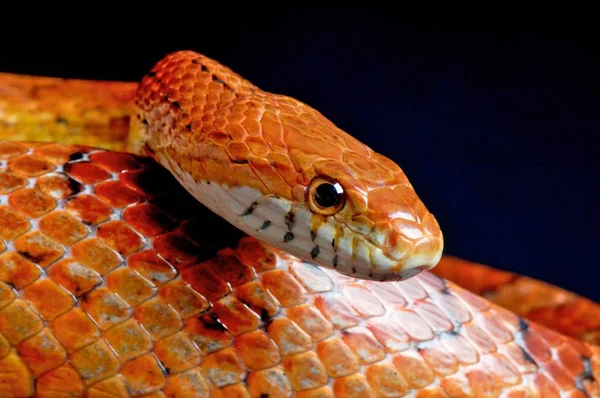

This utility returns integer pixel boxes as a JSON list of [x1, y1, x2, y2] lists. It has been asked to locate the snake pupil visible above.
[[314, 183, 342, 208]]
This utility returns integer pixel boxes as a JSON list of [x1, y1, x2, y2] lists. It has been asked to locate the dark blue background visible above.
[[1, 11, 598, 300]]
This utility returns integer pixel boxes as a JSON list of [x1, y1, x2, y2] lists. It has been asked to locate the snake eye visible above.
[[307, 176, 346, 216]]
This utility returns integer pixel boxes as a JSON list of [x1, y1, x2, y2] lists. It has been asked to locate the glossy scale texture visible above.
[[0, 140, 598, 397], [1, 57, 599, 346]]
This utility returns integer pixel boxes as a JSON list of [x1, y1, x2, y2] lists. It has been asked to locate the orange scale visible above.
[[16, 327, 67, 377], [64, 161, 111, 184], [200, 346, 247, 388], [7, 154, 55, 177], [233, 330, 281, 371], [65, 193, 112, 226], [69, 339, 121, 385], [0, 171, 26, 194], [120, 353, 167, 396], [182, 313, 233, 355], [94, 180, 143, 208], [153, 331, 201, 374], [0, 206, 30, 240], [50, 308, 100, 353], [39, 210, 88, 246], [9, 188, 56, 218], [267, 317, 313, 356], [282, 351, 328, 392], [96, 220, 144, 256], [23, 278, 74, 321], [246, 366, 293, 397], [159, 279, 209, 319]]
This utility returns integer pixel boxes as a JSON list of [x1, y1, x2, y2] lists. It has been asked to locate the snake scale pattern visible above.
[[0, 50, 597, 397]]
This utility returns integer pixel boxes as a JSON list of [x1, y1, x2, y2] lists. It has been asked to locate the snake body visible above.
[[0, 50, 598, 396]]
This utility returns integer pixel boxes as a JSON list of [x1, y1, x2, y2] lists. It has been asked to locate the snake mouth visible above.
[[162, 153, 443, 282], [200, 183, 442, 281]]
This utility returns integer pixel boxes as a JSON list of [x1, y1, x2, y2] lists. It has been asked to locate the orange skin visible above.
[[0, 51, 598, 396]]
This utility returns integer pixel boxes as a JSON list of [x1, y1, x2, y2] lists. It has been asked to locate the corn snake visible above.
[[0, 50, 598, 396]]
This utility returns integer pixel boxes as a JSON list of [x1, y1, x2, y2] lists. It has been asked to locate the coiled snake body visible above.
[[0, 50, 598, 396]]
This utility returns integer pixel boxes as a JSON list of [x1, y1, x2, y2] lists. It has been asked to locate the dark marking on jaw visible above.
[[331, 238, 335, 248], [260, 221, 271, 230], [311, 230, 316, 241], [285, 211, 295, 231], [284, 232, 294, 242], [352, 266, 357, 274], [242, 202, 258, 216], [311, 246, 320, 259], [333, 255, 338, 268]]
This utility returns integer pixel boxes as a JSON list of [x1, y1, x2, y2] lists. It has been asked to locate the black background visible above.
[[1, 10, 598, 300]]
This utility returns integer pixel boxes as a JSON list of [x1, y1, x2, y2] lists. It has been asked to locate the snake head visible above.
[[133, 50, 444, 282]]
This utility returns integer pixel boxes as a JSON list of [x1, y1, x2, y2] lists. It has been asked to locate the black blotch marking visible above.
[[186, 124, 192, 131], [260, 221, 271, 230], [331, 238, 336, 248], [233, 159, 249, 164], [352, 266, 357, 274], [200, 313, 228, 331], [18, 251, 44, 264], [284, 232, 294, 242], [333, 255, 338, 268], [518, 346, 538, 367], [518, 317, 529, 331], [311, 230, 316, 241], [259, 308, 274, 325], [212, 76, 226, 84], [55, 117, 68, 124], [68, 152, 83, 161], [163, 367, 171, 375], [260, 394, 269, 398], [66, 176, 83, 197], [242, 202, 258, 216], [285, 211, 295, 230], [172, 101, 181, 109], [311, 246, 320, 259], [142, 119, 149, 125]]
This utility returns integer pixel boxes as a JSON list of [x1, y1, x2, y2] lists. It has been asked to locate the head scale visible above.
[[131, 50, 444, 282]]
